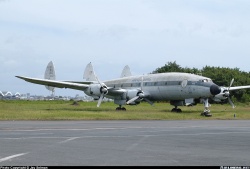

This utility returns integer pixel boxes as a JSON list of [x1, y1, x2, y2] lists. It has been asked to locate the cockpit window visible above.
[[201, 79, 212, 83]]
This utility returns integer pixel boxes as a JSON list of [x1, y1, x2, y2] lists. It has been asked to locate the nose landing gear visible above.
[[201, 98, 212, 117], [200, 109, 212, 117]]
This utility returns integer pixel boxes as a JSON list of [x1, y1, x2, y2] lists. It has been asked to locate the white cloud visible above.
[[1, 0, 250, 96]]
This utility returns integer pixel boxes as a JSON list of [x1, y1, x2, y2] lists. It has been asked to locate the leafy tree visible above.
[[152, 61, 184, 73], [152, 61, 250, 103]]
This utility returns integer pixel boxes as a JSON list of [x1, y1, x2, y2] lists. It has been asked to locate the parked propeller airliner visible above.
[[16, 62, 250, 117]]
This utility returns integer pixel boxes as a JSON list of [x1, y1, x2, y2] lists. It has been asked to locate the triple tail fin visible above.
[[44, 61, 56, 93], [83, 62, 97, 81], [120, 65, 132, 78]]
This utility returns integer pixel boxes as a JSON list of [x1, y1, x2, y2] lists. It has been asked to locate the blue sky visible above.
[[1, 0, 250, 96]]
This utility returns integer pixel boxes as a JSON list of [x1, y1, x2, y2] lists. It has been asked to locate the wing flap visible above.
[[16, 76, 89, 91], [64, 81, 94, 85]]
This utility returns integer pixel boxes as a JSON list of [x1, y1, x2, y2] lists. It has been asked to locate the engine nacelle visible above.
[[126, 89, 141, 105], [126, 89, 138, 99], [212, 87, 228, 102], [85, 83, 108, 97]]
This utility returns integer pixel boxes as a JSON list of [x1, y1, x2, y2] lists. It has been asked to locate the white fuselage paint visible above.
[[103, 72, 213, 101]]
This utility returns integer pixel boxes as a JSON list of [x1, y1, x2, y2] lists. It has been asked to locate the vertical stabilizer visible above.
[[120, 65, 132, 78], [83, 62, 97, 81], [44, 61, 56, 93]]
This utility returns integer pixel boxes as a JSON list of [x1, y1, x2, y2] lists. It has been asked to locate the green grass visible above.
[[0, 100, 250, 120]]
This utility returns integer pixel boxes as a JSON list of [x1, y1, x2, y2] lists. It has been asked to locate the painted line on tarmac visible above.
[[0, 152, 29, 163], [59, 137, 80, 144]]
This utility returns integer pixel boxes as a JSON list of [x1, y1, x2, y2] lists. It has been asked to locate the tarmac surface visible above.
[[0, 120, 250, 166]]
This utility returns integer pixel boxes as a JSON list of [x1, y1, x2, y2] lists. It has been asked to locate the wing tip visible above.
[[16, 75, 24, 79]]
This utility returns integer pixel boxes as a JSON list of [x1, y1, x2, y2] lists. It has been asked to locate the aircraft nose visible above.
[[210, 84, 221, 95]]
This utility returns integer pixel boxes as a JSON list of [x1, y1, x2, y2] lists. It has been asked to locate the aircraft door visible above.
[[180, 79, 194, 98]]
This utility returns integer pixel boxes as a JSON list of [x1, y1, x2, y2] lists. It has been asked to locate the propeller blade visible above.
[[144, 98, 154, 106], [97, 93, 104, 107], [227, 78, 235, 108], [141, 76, 143, 91], [228, 78, 234, 90], [126, 96, 140, 105], [228, 97, 236, 108], [95, 76, 102, 86], [95, 76, 108, 94], [95, 75, 108, 107]]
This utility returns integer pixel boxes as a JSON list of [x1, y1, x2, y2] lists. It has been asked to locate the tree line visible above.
[[152, 61, 250, 103]]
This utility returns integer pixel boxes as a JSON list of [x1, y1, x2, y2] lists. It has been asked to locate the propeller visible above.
[[96, 76, 108, 107], [224, 78, 235, 108], [126, 76, 154, 105], [126, 77, 144, 104]]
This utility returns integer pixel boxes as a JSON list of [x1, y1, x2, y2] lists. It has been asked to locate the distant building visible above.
[[0, 90, 93, 101]]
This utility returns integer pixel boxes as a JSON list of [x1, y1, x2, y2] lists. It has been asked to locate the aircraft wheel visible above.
[[204, 112, 212, 117], [171, 108, 182, 113], [116, 107, 126, 111], [201, 111, 212, 117]]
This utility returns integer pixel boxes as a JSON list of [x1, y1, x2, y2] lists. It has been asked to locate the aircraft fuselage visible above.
[[103, 72, 218, 102]]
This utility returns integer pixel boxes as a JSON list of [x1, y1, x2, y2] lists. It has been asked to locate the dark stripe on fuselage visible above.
[[105, 80, 211, 89]]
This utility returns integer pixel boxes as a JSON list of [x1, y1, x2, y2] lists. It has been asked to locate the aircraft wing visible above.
[[229, 85, 250, 91], [63, 81, 94, 85], [16, 76, 89, 91], [107, 88, 127, 96]]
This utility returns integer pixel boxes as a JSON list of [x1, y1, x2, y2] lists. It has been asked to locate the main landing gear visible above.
[[116, 105, 126, 111], [171, 106, 182, 113]]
